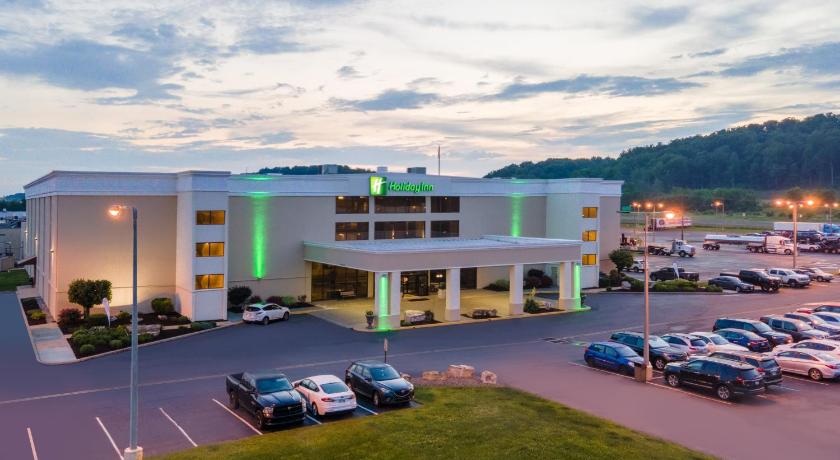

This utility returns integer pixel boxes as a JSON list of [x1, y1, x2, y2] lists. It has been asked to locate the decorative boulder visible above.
[[480, 370, 497, 384], [131, 324, 162, 337], [447, 364, 475, 379], [400, 373, 412, 382], [422, 371, 443, 381]]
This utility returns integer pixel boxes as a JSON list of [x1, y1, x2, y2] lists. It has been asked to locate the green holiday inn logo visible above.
[[369, 176, 434, 196]]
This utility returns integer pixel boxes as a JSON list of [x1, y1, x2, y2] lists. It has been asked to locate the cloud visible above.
[[333, 89, 441, 111], [632, 6, 691, 29], [336, 65, 361, 79], [234, 26, 307, 55], [259, 132, 296, 144], [410, 15, 557, 32], [721, 42, 840, 77], [487, 75, 701, 101], [689, 48, 726, 58]]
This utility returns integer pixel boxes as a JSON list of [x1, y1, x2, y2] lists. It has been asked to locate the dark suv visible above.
[[759, 315, 829, 342], [345, 360, 414, 407], [713, 318, 793, 346], [707, 350, 783, 387], [730, 269, 781, 292], [609, 331, 688, 370], [664, 357, 764, 401]]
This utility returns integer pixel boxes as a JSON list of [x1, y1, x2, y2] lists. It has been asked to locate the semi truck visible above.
[[647, 240, 696, 257], [745, 235, 794, 254], [774, 221, 840, 235], [648, 213, 692, 230]]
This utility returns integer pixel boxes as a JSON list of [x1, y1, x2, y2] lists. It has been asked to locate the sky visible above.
[[1, 0, 840, 194]]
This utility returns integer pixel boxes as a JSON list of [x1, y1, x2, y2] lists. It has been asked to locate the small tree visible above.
[[67, 279, 112, 319], [227, 285, 252, 306], [609, 249, 635, 272]]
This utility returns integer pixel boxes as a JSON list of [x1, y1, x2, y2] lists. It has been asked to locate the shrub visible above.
[[190, 321, 215, 331], [607, 269, 622, 287], [228, 286, 252, 306], [247, 295, 263, 304], [625, 277, 644, 292], [79, 344, 95, 356], [138, 333, 154, 344], [87, 313, 109, 327], [297, 295, 307, 303], [609, 249, 635, 272], [540, 275, 553, 288], [527, 268, 545, 278], [699, 282, 723, 293], [652, 279, 698, 292], [58, 308, 83, 328], [484, 279, 510, 291], [523, 276, 542, 289], [109, 339, 124, 350], [424, 310, 434, 322], [524, 297, 541, 313], [116, 311, 132, 322], [176, 315, 190, 324], [28, 310, 46, 321], [282, 295, 296, 305], [67, 279, 112, 319], [266, 296, 283, 305], [151, 298, 175, 315]]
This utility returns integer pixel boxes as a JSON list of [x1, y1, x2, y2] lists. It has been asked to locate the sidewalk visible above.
[[16, 286, 76, 364]]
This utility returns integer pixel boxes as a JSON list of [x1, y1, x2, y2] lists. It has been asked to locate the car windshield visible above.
[[370, 366, 400, 381], [256, 377, 292, 393], [739, 369, 761, 379], [752, 322, 773, 333], [690, 339, 706, 346], [245, 306, 262, 312], [320, 382, 350, 394], [809, 316, 826, 325], [648, 336, 669, 348], [615, 346, 637, 357], [709, 336, 728, 345]]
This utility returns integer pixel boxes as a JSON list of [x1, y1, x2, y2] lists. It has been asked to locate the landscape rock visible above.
[[480, 370, 497, 384], [447, 364, 475, 379], [400, 373, 412, 382], [422, 370, 443, 381], [130, 324, 162, 336]]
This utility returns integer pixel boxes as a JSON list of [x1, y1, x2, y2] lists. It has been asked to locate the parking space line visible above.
[[159, 407, 198, 448], [305, 414, 322, 425], [567, 361, 634, 380], [27, 428, 38, 460], [95, 417, 124, 460], [356, 404, 378, 415], [646, 382, 734, 406], [777, 385, 800, 392], [784, 375, 830, 386], [211, 398, 263, 436]]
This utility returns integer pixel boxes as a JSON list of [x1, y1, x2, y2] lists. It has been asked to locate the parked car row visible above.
[[226, 360, 413, 429], [585, 307, 840, 401]]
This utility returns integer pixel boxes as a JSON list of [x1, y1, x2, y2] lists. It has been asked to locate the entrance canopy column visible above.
[[558, 261, 581, 310], [509, 264, 524, 315], [388, 271, 401, 328], [445, 268, 461, 321]]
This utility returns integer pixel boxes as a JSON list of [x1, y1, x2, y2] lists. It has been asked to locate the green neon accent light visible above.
[[510, 194, 523, 236], [573, 264, 581, 309], [369, 176, 434, 196], [252, 195, 268, 279], [377, 274, 389, 330], [243, 175, 273, 181]]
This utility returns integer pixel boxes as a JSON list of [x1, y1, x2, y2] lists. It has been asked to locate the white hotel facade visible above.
[[23, 167, 622, 328]]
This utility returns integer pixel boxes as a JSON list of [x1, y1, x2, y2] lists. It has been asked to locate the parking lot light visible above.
[[775, 199, 817, 269], [635, 202, 667, 383]]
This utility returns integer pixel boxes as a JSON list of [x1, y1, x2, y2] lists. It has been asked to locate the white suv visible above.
[[768, 268, 811, 288], [242, 303, 291, 325]]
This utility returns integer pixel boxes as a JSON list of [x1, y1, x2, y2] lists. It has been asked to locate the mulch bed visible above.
[[525, 307, 561, 314], [138, 312, 190, 326], [68, 323, 217, 358], [20, 297, 46, 326], [400, 319, 441, 327], [461, 314, 501, 320]]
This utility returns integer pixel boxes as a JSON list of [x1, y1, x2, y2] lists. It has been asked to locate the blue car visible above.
[[716, 328, 772, 352], [584, 341, 643, 375]]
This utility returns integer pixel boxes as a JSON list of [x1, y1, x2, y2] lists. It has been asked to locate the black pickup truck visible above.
[[226, 371, 306, 429], [720, 270, 781, 292], [649, 267, 700, 282]]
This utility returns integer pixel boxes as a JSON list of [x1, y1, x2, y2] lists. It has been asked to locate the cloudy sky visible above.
[[1, 0, 840, 194]]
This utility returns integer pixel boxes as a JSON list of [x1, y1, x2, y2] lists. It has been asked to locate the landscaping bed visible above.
[[152, 386, 712, 460], [20, 297, 46, 325], [66, 320, 219, 358]]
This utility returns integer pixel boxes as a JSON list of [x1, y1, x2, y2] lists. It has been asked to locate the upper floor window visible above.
[[431, 196, 460, 213], [374, 221, 425, 239], [195, 242, 225, 257], [336, 196, 369, 214], [431, 220, 459, 238], [582, 254, 597, 265], [374, 196, 426, 213], [582, 207, 598, 218], [335, 222, 369, 241], [196, 210, 225, 225], [195, 274, 224, 290], [582, 230, 597, 242]]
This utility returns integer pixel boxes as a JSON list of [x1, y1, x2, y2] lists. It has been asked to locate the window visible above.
[[431, 196, 460, 213], [335, 222, 369, 241], [195, 274, 224, 290], [431, 220, 459, 238], [582, 230, 597, 241], [195, 242, 225, 257], [604, 347, 618, 358], [336, 196, 369, 214], [582, 207, 598, 218], [582, 254, 597, 265], [374, 221, 425, 239], [310, 263, 369, 301], [374, 196, 426, 213], [196, 210, 225, 225]]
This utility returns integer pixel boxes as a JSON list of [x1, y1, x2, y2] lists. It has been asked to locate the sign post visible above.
[[384, 338, 389, 363]]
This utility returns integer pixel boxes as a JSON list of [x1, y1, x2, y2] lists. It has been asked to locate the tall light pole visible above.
[[631, 202, 641, 239], [824, 202, 838, 225], [108, 205, 143, 460], [776, 199, 814, 270], [636, 201, 664, 383], [712, 201, 724, 232]]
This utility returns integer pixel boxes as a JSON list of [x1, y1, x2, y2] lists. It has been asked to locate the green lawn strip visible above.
[[0, 269, 30, 291], [153, 387, 713, 460]]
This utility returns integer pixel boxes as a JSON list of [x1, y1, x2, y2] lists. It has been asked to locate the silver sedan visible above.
[[772, 350, 840, 381], [662, 333, 710, 355]]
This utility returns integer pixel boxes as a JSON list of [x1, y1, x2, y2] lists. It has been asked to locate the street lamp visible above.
[[712, 201, 725, 232], [631, 202, 642, 238], [775, 199, 815, 269], [636, 201, 666, 383], [108, 205, 143, 460], [824, 202, 839, 225]]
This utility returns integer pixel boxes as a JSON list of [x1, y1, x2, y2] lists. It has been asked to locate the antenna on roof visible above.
[[437, 145, 441, 176]]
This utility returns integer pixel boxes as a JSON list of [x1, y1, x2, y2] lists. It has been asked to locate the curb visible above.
[[14, 291, 45, 364], [351, 306, 592, 332], [595, 291, 729, 295]]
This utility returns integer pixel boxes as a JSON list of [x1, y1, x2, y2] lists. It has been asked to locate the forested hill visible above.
[[485, 113, 840, 192]]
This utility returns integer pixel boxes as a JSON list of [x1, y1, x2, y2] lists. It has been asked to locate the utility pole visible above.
[[437, 145, 441, 176]]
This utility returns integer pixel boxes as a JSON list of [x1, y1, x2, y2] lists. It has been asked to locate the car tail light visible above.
[[321, 397, 336, 402], [827, 364, 839, 370], [734, 376, 744, 385], [756, 367, 765, 373], [749, 341, 758, 346]]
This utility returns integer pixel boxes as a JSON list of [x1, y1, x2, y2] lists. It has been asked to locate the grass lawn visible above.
[[0, 269, 30, 291], [153, 387, 712, 460]]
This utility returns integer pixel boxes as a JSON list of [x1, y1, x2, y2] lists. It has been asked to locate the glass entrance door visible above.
[[401, 271, 430, 296]]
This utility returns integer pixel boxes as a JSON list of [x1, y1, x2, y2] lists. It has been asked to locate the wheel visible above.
[[262, 316, 270, 325], [688, 254, 694, 258], [809, 368, 824, 381], [716, 385, 732, 401], [229, 391, 239, 409], [654, 357, 666, 371], [585, 356, 595, 367], [309, 402, 319, 417], [256, 411, 267, 430], [784, 249, 792, 255], [666, 373, 680, 387], [761, 285, 770, 292], [679, 251, 686, 257], [282, 312, 290, 321], [373, 392, 382, 407], [788, 281, 798, 288], [735, 286, 742, 293]]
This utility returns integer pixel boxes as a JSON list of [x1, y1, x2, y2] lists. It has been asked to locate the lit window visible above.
[[195, 274, 224, 290], [582, 207, 598, 218], [582, 254, 597, 265], [196, 210, 226, 225], [582, 230, 598, 241], [195, 242, 225, 257]]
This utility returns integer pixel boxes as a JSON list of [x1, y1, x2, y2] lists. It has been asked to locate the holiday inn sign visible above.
[[369, 176, 435, 195]]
